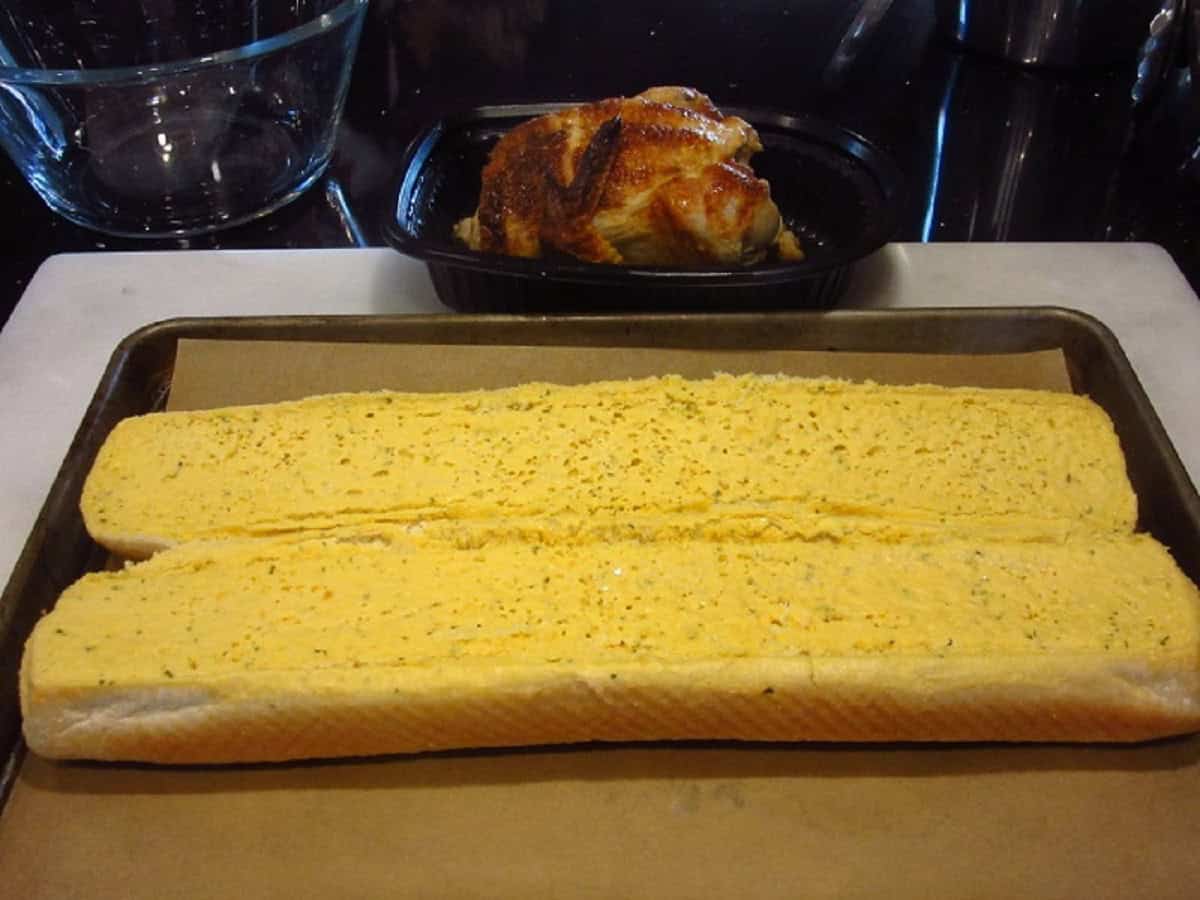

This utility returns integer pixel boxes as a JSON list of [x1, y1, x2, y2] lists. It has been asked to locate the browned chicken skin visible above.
[[455, 86, 803, 266]]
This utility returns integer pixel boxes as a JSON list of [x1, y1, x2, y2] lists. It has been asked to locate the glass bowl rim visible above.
[[0, 0, 367, 86]]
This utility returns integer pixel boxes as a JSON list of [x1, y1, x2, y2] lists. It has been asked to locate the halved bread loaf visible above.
[[20, 530, 1200, 762], [26, 374, 1199, 762], [80, 374, 1138, 558]]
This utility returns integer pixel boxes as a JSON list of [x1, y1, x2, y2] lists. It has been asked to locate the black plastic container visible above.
[[383, 103, 905, 312]]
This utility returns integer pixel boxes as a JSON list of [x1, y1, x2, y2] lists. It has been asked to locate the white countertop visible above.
[[2, 242, 1198, 591]]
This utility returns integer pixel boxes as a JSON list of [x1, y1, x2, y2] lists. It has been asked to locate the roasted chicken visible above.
[[455, 86, 803, 266]]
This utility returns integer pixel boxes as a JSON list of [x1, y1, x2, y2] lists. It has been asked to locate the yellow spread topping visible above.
[[81, 374, 1137, 549], [29, 532, 1199, 691], [27, 374, 1196, 705]]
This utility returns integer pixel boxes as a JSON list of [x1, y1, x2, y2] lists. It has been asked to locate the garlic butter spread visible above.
[[81, 374, 1137, 551], [29, 532, 1198, 694], [23, 374, 1200, 760]]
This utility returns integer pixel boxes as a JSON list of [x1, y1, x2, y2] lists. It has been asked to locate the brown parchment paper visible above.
[[163, 340, 1075, 409], [3, 338, 1198, 900]]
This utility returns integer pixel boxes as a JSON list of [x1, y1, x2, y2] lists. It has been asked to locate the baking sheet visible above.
[[2, 327, 1197, 899]]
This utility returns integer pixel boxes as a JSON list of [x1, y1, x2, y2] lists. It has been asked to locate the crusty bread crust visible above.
[[85, 528, 171, 562], [21, 655, 1200, 764]]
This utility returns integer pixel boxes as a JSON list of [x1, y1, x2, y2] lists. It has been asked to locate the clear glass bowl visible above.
[[0, 0, 368, 237]]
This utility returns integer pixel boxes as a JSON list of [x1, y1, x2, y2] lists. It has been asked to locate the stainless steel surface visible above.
[[936, 0, 1177, 68]]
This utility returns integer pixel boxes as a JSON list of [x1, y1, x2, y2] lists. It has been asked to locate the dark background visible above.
[[3, 0, 1199, 325]]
